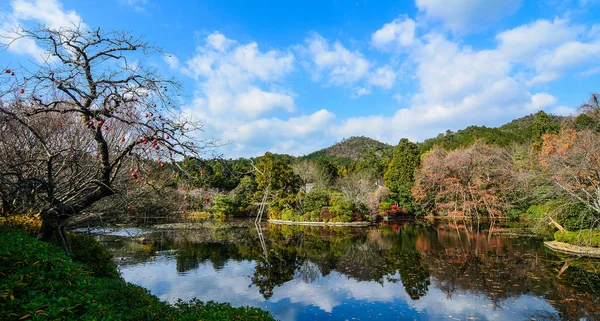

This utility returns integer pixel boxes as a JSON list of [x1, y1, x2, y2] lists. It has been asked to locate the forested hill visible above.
[[303, 136, 393, 161], [301, 112, 564, 163], [418, 112, 564, 152]]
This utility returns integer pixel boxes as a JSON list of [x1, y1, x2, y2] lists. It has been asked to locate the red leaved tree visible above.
[[412, 143, 513, 218]]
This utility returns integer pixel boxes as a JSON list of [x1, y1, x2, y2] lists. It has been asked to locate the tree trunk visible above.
[[37, 217, 71, 255]]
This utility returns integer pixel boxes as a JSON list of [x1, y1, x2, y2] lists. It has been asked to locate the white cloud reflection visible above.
[[120, 256, 558, 321]]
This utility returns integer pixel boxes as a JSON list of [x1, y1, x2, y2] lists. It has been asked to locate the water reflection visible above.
[[98, 221, 600, 321]]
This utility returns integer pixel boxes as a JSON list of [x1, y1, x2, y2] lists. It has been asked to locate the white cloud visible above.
[[496, 18, 600, 85], [347, 19, 577, 145], [173, 32, 338, 157], [235, 87, 296, 118], [206, 31, 236, 51], [179, 31, 295, 119], [350, 87, 371, 99], [369, 66, 397, 89], [117, 0, 151, 15], [301, 33, 371, 85], [416, 0, 521, 32], [164, 54, 180, 70], [552, 106, 576, 116], [1, 0, 84, 62], [527, 93, 557, 111], [371, 16, 417, 50], [11, 0, 83, 30]]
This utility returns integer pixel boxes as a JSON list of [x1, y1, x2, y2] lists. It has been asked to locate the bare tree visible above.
[[336, 171, 375, 205], [0, 25, 213, 253], [579, 92, 600, 119], [540, 129, 600, 225]]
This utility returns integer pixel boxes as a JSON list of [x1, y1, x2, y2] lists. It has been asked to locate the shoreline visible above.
[[544, 240, 600, 257], [268, 219, 371, 227]]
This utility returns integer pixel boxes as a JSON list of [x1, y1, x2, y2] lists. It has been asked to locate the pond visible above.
[[95, 220, 600, 321]]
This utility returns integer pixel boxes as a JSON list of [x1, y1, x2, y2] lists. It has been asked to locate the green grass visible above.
[[555, 229, 600, 248], [0, 226, 275, 320]]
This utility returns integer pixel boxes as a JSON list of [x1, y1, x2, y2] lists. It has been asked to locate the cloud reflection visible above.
[[120, 256, 558, 321]]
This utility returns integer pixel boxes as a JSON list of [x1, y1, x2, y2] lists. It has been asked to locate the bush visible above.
[[329, 199, 355, 222], [555, 229, 600, 247], [280, 208, 296, 221], [556, 202, 595, 231], [0, 214, 42, 236], [67, 232, 120, 279], [0, 226, 275, 321], [304, 189, 330, 213], [210, 195, 243, 217]]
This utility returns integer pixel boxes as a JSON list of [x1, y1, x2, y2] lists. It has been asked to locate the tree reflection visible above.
[[113, 221, 600, 319]]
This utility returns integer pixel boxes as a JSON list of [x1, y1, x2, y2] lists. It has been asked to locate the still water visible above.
[[96, 221, 600, 321]]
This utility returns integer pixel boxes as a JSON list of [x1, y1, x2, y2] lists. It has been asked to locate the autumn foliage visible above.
[[412, 143, 513, 218]]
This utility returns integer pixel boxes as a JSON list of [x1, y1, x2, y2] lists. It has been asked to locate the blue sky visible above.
[[1, 0, 599, 158]]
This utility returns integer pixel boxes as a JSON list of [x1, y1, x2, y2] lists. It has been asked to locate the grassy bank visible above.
[[0, 226, 275, 321]]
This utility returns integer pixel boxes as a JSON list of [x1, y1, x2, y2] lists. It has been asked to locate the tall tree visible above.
[[0, 26, 210, 252], [384, 138, 420, 212], [531, 110, 559, 145]]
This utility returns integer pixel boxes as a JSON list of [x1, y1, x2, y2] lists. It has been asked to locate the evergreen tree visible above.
[[531, 110, 559, 144], [384, 138, 420, 212]]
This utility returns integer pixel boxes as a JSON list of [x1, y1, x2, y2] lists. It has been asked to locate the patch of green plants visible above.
[[555, 229, 600, 247], [67, 232, 121, 279], [0, 226, 276, 321]]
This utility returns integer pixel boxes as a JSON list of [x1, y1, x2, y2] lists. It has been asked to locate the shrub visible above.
[[320, 207, 335, 222], [304, 189, 330, 213], [555, 202, 595, 231], [210, 195, 243, 217], [555, 229, 600, 247], [67, 232, 120, 279], [329, 199, 355, 222], [0, 214, 42, 236]]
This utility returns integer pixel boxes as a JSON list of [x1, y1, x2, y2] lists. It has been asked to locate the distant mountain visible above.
[[303, 136, 393, 162], [298, 113, 564, 163]]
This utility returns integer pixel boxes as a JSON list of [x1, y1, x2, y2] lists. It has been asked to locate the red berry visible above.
[[19, 89, 24, 94], [121, 137, 126, 143], [98, 120, 104, 126], [104, 125, 109, 130], [149, 112, 154, 117], [153, 138, 158, 143], [88, 121, 94, 126], [10, 72, 14, 76], [157, 115, 161, 119], [4, 69, 10, 74], [127, 206, 132, 211], [152, 103, 156, 107], [160, 163, 164, 167], [181, 210, 186, 215], [145, 113, 149, 117], [166, 135, 170, 139], [132, 173, 138, 179]]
